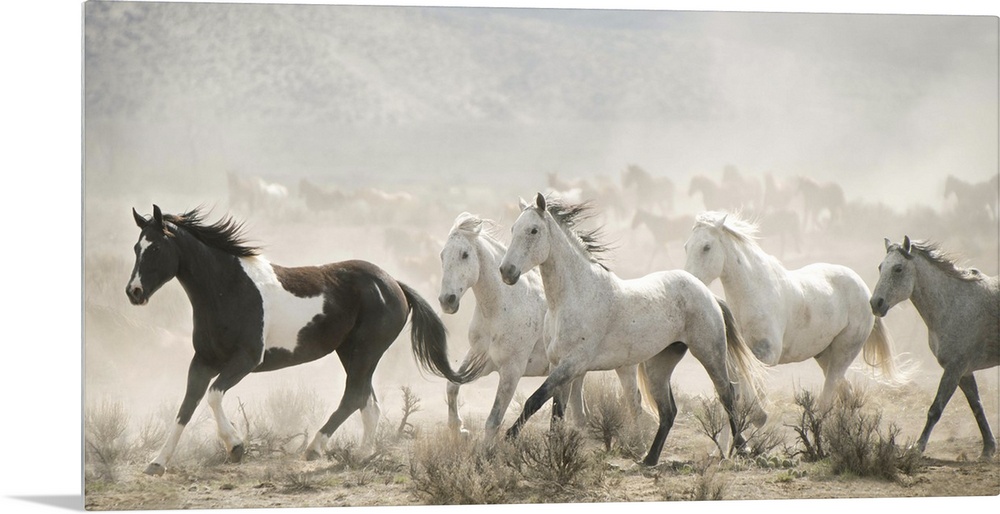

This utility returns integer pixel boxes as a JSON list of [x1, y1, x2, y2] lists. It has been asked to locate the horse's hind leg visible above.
[[641, 343, 687, 466], [815, 328, 866, 409], [360, 391, 381, 450], [305, 340, 385, 461], [958, 373, 996, 460]]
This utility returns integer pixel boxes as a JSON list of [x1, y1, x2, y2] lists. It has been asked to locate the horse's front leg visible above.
[[448, 350, 494, 437], [205, 351, 260, 463], [915, 366, 963, 455], [145, 355, 217, 476], [615, 364, 642, 417], [506, 361, 582, 439]]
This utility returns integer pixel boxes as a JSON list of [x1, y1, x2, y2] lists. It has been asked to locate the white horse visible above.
[[683, 211, 905, 407], [499, 194, 766, 465], [871, 237, 998, 460], [438, 213, 641, 440]]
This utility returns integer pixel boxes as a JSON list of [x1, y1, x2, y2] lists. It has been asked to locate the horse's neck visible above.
[[719, 237, 783, 304], [538, 222, 609, 309], [909, 256, 965, 330], [174, 232, 249, 310], [470, 235, 509, 316]]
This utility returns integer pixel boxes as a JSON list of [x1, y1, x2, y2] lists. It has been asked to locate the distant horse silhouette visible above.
[[871, 237, 998, 460], [763, 173, 798, 212], [299, 178, 349, 211], [622, 165, 675, 213], [796, 177, 845, 232], [126, 205, 481, 476], [721, 165, 762, 213], [499, 194, 766, 465], [227, 171, 289, 213], [688, 172, 749, 212], [944, 174, 999, 222], [630, 208, 694, 268]]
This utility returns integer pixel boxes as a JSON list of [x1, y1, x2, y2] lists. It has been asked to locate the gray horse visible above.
[[870, 236, 999, 460]]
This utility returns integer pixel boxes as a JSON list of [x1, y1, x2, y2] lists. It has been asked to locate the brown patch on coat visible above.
[[273, 264, 327, 298]]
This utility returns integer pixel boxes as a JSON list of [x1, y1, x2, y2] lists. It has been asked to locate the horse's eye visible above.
[[461, 251, 469, 260], [893, 265, 903, 273], [702, 244, 711, 252], [530, 228, 538, 235]]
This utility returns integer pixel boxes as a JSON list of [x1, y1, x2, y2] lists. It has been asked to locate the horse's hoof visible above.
[[304, 449, 322, 461], [979, 447, 996, 462], [228, 444, 245, 463], [144, 463, 165, 476]]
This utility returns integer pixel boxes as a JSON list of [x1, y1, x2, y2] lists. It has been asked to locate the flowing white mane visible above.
[[695, 210, 761, 248], [449, 212, 506, 252]]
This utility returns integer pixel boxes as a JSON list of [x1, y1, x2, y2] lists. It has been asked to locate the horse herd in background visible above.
[[124, 164, 999, 476]]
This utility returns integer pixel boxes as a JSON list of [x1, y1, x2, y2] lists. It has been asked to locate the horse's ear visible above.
[[715, 214, 727, 229], [518, 197, 530, 211], [535, 192, 546, 212], [902, 235, 912, 255], [152, 204, 163, 225], [883, 237, 892, 251], [133, 208, 147, 228]]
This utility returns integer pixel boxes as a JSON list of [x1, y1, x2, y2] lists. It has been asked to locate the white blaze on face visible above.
[[129, 235, 153, 290], [239, 256, 325, 357]]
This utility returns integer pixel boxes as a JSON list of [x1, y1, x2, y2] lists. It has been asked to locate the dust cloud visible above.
[[84, 3, 998, 447]]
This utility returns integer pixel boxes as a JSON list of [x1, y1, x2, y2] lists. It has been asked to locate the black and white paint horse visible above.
[[126, 205, 482, 475]]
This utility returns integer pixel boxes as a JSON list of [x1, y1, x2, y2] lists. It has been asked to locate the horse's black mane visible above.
[[544, 197, 612, 269], [165, 208, 261, 257], [896, 240, 983, 282]]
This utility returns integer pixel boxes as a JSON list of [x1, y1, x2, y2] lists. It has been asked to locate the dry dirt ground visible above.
[[83, 380, 1000, 511]]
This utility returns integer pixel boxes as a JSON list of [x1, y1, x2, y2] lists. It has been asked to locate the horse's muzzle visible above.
[[439, 293, 460, 314], [499, 264, 520, 285], [127, 285, 148, 306], [870, 297, 888, 317]]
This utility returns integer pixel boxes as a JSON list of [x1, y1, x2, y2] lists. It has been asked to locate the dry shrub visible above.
[[785, 388, 829, 462], [514, 421, 599, 487], [693, 395, 782, 458], [823, 388, 919, 480], [85, 399, 134, 480], [408, 429, 518, 505], [583, 374, 650, 457]]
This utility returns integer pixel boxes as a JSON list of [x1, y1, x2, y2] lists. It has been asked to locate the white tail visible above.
[[862, 317, 913, 385]]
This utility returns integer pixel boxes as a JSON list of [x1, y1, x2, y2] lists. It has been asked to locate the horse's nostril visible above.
[[446, 294, 456, 304]]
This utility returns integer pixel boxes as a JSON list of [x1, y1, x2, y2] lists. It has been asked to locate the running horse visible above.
[[126, 205, 481, 475], [684, 211, 905, 408], [498, 194, 766, 465], [871, 237, 999, 460]]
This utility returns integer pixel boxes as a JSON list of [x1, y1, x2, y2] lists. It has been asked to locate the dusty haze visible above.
[[84, 2, 998, 463]]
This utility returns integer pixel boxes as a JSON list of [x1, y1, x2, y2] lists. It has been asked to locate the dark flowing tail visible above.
[[400, 282, 486, 384]]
